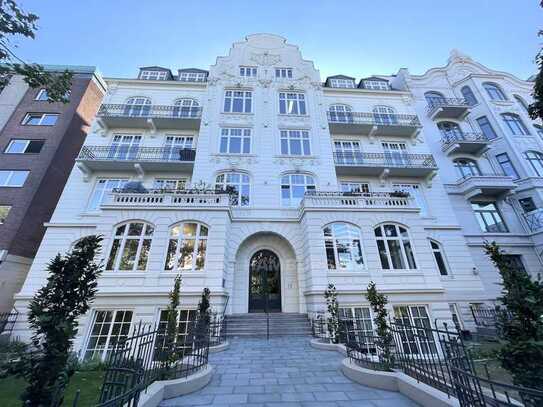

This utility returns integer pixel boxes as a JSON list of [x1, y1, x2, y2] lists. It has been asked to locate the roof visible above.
[[326, 75, 355, 80], [178, 68, 209, 74], [360, 76, 389, 82], [139, 66, 173, 72]]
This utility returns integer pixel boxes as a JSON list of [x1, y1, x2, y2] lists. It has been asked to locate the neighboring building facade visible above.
[[0, 66, 106, 311], [9, 35, 537, 358]]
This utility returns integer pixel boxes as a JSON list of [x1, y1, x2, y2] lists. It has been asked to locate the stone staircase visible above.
[[225, 313, 312, 337]]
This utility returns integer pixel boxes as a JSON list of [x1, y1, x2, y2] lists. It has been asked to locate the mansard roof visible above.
[[139, 66, 172, 72], [178, 68, 209, 73]]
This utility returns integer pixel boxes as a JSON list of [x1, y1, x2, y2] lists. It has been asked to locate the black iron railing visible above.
[[310, 313, 330, 342], [333, 151, 437, 168], [441, 132, 489, 146], [98, 104, 202, 119], [209, 312, 227, 347], [78, 146, 196, 162], [327, 111, 420, 127], [426, 98, 469, 114], [523, 208, 543, 232], [0, 310, 18, 336]]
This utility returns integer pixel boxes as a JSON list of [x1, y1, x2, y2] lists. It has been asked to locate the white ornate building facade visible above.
[[10, 34, 541, 359]]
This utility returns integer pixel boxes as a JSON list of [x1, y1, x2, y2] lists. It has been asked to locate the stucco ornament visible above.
[[250, 52, 281, 66]]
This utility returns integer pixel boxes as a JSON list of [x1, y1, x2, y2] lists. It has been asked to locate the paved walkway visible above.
[[161, 337, 419, 407]]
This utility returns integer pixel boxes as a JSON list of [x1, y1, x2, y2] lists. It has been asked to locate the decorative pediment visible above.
[[250, 52, 281, 66]]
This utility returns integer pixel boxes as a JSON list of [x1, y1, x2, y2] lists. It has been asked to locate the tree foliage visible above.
[[529, 1, 543, 120], [366, 281, 394, 371], [484, 241, 543, 390], [324, 284, 340, 343], [162, 274, 182, 372], [198, 287, 211, 325], [16, 235, 103, 406], [0, 0, 72, 102]]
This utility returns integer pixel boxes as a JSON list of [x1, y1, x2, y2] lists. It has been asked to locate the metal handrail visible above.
[[455, 173, 513, 182], [426, 98, 469, 111], [78, 145, 196, 162], [333, 151, 437, 168], [523, 208, 543, 232], [327, 111, 421, 126], [440, 132, 489, 145], [98, 103, 202, 119]]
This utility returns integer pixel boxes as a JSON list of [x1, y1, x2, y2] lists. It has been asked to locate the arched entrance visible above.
[[249, 250, 281, 313]]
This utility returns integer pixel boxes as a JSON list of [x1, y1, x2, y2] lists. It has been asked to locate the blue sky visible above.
[[13, 1, 542, 80]]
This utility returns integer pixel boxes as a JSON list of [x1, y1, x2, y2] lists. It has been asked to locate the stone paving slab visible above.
[[160, 337, 419, 407]]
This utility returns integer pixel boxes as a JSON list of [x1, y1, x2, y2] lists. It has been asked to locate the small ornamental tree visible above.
[[18, 235, 103, 406], [198, 288, 211, 325], [324, 284, 340, 343], [162, 274, 182, 374], [366, 281, 394, 371], [484, 242, 543, 390]]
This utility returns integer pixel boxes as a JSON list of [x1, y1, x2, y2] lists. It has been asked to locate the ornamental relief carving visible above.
[[219, 113, 255, 125], [277, 115, 311, 126], [273, 157, 320, 167], [210, 155, 259, 166], [250, 52, 281, 66]]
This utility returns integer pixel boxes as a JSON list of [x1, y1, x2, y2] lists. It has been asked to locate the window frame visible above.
[[106, 221, 154, 271], [453, 158, 481, 178], [280, 129, 311, 156], [4, 139, 44, 154], [476, 116, 498, 140], [329, 78, 355, 88], [471, 202, 509, 233], [215, 172, 250, 206], [178, 72, 206, 82], [393, 305, 437, 355], [239, 66, 257, 77], [460, 86, 478, 106], [22, 113, 59, 126], [501, 113, 530, 136], [363, 80, 389, 91], [279, 92, 307, 115], [524, 150, 543, 176], [429, 239, 450, 276], [0, 205, 11, 224], [323, 222, 366, 271], [164, 222, 209, 272], [140, 70, 167, 81], [495, 153, 519, 179], [153, 178, 187, 191], [483, 82, 507, 101], [83, 309, 133, 361], [219, 128, 251, 154], [275, 68, 293, 78], [35, 89, 49, 101], [223, 90, 252, 113], [0, 170, 29, 187], [281, 173, 316, 207], [87, 178, 129, 211], [374, 223, 417, 270]]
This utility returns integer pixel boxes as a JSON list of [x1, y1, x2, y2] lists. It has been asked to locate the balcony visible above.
[[441, 132, 490, 157], [327, 112, 420, 138], [302, 191, 418, 210], [452, 174, 516, 200], [102, 189, 230, 209], [96, 104, 202, 131], [76, 146, 196, 174], [523, 208, 543, 232], [333, 151, 437, 179], [426, 98, 470, 120]]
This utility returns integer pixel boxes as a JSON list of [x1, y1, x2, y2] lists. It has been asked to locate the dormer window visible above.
[[362, 80, 389, 91], [240, 66, 257, 77], [329, 78, 355, 88], [140, 70, 167, 81], [275, 68, 293, 79], [178, 72, 207, 82]]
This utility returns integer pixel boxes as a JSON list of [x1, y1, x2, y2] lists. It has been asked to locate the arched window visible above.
[[329, 104, 352, 123], [374, 224, 417, 270], [106, 221, 154, 271], [501, 113, 530, 136], [460, 86, 477, 106], [534, 124, 543, 137], [164, 222, 208, 271], [373, 105, 397, 125], [424, 91, 446, 107], [437, 121, 463, 140], [453, 158, 481, 178], [524, 150, 543, 176], [215, 172, 250, 206], [429, 240, 449, 276], [483, 83, 507, 101], [323, 223, 364, 270], [173, 98, 199, 118], [281, 173, 315, 206], [514, 95, 529, 113], [124, 97, 151, 117]]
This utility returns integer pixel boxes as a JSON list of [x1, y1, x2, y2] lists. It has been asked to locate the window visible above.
[[123, 97, 151, 117], [173, 98, 199, 118], [329, 104, 352, 122], [502, 254, 527, 273], [88, 179, 129, 210], [340, 182, 369, 194], [373, 105, 397, 125], [329, 78, 355, 88], [393, 306, 436, 354], [22, 113, 58, 126], [483, 82, 507, 101], [0, 170, 29, 187], [224, 90, 252, 113], [424, 91, 446, 107], [374, 224, 417, 270], [525, 150, 543, 176], [281, 174, 315, 206], [324, 223, 364, 270], [449, 304, 464, 331], [392, 183, 428, 216], [334, 140, 362, 164], [215, 172, 250, 206], [219, 128, 251, 154], [461, 86, 477, 106], [164, 222, 208, 271], [108, 135, 141, 160], [496, 153, 519, 179], [140, 70, 167, 80], [5, 139, 44, 154], [382, 142, 408, 166], [35, 89, 49, 101], [280, 130, 311, 156], [339, 307, 374, 347], [153, 178, 187, 191], [501, 113, 530, 136], [535, 125, 543, 137], [84, 310, 133, 361], [279, 92, 306, 115], [518, 197, 536, 213], [430, 240, 449, 276], [275, 68, 293, 78], [514, 95, 529, 113], [0, 206, 11, 223], [363, 80, 389, 91], [163, 136, 194, 160], [106, 222, 154, 271], [437, 121, 463, 140], [178, 72, 206, 82], [472, 202, 508, 232], [156, 309, 197, 357], [476, 116, 498, 140], [454, 158, 480, 178], [240, 66, 257, 77]]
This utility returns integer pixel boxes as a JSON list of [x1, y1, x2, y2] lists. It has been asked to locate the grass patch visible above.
[[0, 369, 104, 406]]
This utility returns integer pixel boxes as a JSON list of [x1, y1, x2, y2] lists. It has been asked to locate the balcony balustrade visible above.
[[452, 173, 516, 200], [523, 208, 543, 232], [327, 111, 420, 138], [96, 104, 202, 130], [102, 189, 230, 209], [426, 98, 470, 120], [440, 132, 490, 156], [302, 191, 417, 210]]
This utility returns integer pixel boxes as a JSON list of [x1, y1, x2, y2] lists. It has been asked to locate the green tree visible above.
[[484, 241, 543, 390], [324, 284, 339, 343], [366, 281, 394, 371], [162, 274, 182, 376], [529, 1, 543, 120], [197, 287, 211, 325], [0, 1, 72, 102], [17, 235, 103, 406]]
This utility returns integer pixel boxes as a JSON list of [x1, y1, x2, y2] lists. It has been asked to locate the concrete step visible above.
[[225, 313, 311, 337]]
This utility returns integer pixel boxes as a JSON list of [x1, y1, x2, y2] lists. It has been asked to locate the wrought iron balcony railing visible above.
[[333, 151, 436, 168], [455, 172, 511, 183], [327, 111, 420, 127], [97, 104, 202, 119], [77, 145, 196, 162], [523, 208, 543, 232], [303, 191, 416, 209], [440, 132, 489, 146], [426, 98, 468, 114]]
